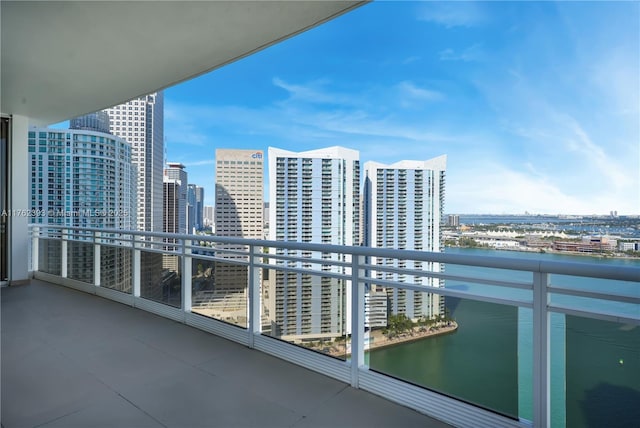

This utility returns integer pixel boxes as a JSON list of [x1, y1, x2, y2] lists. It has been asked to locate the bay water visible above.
[[366, 248, 639, 427]]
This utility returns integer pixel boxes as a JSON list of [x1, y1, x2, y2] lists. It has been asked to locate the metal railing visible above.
[[29, 225, 640, 428]]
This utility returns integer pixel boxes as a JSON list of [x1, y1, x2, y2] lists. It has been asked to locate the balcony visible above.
[[2, 278, 447, 428], [4, 225, 638, 428]]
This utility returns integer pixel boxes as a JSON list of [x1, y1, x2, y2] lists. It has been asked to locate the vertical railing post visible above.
[[182, 239, 192, 314], [248, 244, 261, 348], [61, 228, 68, 278], [31, 226, 39, 272], [533, 271, 551, 428], [350, 254, 365, 388], [133, 234, 141, 298], [94, 231, 101, 287]]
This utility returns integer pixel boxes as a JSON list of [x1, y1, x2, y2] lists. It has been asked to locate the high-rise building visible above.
[[447, 214, 460, 227], [188, 185, 197, 233], [163, 163, 187, 273], [28, 116, 136, 290], [203, 205, 214, 229], [214, 149, 264, 295], [215, 149, 264, 241], [103, 92, 164, 232], [363, 156, 447, 321], [267, 146, 360, 340], [195, 186, 204, 231], [187, 184, 205, 233], [163, 162, 188, 235]]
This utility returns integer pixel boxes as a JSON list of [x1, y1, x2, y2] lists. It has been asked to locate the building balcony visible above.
[[3, 226, 638, 428], [2, 278, 447, 428]]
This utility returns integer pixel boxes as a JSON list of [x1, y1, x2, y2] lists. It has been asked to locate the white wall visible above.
[[10, 115, 29, 282]]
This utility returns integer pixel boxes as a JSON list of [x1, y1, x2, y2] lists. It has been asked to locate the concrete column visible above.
[[10, 115, 29, 284]]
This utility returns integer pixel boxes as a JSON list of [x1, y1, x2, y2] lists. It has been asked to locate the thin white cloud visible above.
[[589, 49, 640, 119], [439, 44, 485, 62], [448, 163, 620, 215], [397, 81, 444, 102], [272, 77, 360, 106], [417, 2, 486, 28]]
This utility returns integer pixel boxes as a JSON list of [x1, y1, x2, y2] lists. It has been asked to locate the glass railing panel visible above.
[[261, 267, 348, 361], [191, 257, 247, 328], [562, 315, 639, 428], [140, 250, 182, 308], [550, 274, 639, 321], [366, 288, 521, 419], [100, 246, 132, 294], [38, 238, 61, 276], [67, 240, 94, 284]]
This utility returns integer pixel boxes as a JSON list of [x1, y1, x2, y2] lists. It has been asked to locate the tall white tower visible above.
[[267, 146, 360, 340], [364, 155, 447, 320]]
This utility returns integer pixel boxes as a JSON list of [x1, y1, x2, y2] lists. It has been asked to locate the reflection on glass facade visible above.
[[191, 258, 247, 328], [28, 123, 136, 285], [67, 240, 94, 284], [141, 251, 181, 308]]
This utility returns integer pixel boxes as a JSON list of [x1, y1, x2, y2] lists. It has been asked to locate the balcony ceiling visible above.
[[1, 0, 365, 125]]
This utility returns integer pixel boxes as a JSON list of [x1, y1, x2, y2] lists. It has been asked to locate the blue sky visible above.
[[66, 1, 640, 215]]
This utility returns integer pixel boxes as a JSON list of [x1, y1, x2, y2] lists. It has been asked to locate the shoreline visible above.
[[365, 322, 459, 352], [311, 322, 459, 358]]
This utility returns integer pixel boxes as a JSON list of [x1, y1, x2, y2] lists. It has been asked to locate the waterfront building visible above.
[[363, 156, 447, 321], [553, 235, 617, 253], [267, 146, 360, 340], [103, 92, 164, 232], [447, 214, 460, 227], [364, 291, 388, 328], [28, 115, 136, 290], [619, 241, 640, 252]]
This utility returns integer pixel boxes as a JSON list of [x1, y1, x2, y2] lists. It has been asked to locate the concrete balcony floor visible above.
[[1, 280, 450, 428]]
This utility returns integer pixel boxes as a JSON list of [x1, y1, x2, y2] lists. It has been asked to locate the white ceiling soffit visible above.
[[1, 0, 366, 125]]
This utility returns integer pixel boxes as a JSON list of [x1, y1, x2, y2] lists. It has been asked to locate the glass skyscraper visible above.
[[187, 184, 204, 233], [28, 115, 136, 291]]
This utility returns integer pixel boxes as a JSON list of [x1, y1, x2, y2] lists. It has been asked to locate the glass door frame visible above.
[[1, 116, 9, 282]]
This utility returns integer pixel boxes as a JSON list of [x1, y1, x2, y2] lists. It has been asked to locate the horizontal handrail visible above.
[[31, 224, 640, 282], [28, 223, 640, 428]]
